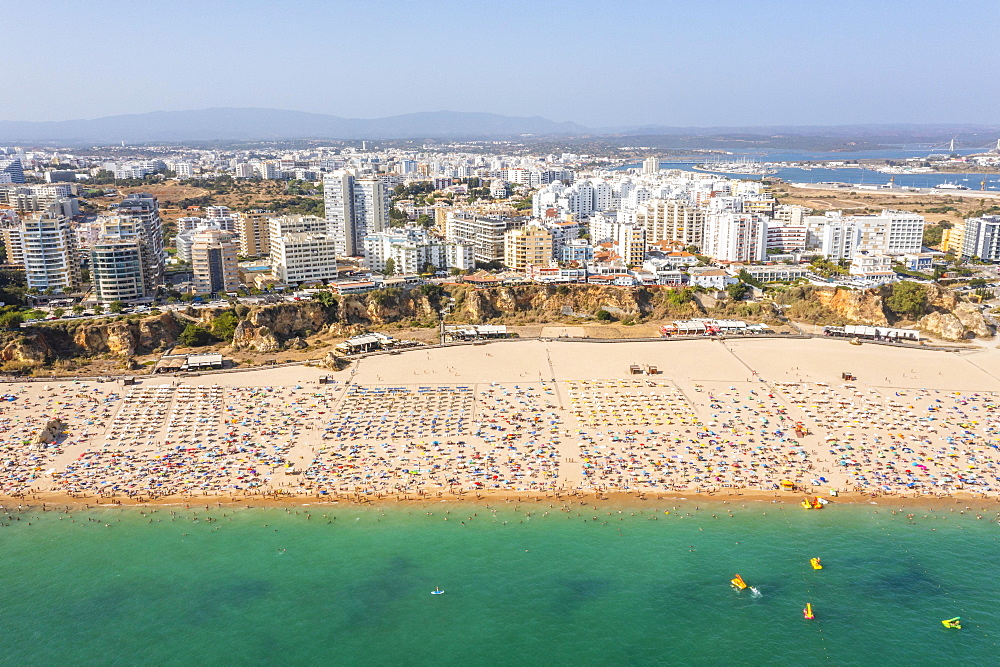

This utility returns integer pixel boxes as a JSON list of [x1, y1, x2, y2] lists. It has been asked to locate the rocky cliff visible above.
[[919, 303, 992, 340], [790, 284, 991, 341], [71, 312, 184, 356], [0, 282, 990, 367], [231, 302, 331, 352], [811, 287, 890, 325], [0, 311, 183, 364]]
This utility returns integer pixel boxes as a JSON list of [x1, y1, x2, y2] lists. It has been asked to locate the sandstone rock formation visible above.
[[919, 302, 992, 340]]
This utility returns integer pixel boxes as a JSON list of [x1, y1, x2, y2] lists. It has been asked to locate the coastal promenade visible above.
[[4, 337, 1000, 505]]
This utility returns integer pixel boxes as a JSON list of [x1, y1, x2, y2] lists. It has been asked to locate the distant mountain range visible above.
[[0, 108, 589, 144], [0, 107, 997, 146]]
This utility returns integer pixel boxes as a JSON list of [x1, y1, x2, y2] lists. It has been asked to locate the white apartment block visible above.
[[960, 215, 1000, 261], [352, 177, 390, 250], [0, 184, 79, 217], [176, 216, 206, 233], [256, 162, 280, 179], [634, 198, 704, 248], [91, 239, 145, 303], [703, 213, 766, 263], [270, 233, 339, 285], [808, 210, 924, 260], [849, 254, 895, 277], [323, 171, 390, 257], [268, 214, 329, 238], [363, 226, 474, 275], [203, 206, 237, 233], [588, 211, 620, 244], [445, 212, 526, 263], [875, 210, 925, 256], [765, 222, 808, 253], [171, 162, 193, 178], [20, 211, 80, 292]]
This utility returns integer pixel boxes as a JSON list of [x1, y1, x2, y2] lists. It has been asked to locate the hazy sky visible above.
[[4, 0, 999, 127]]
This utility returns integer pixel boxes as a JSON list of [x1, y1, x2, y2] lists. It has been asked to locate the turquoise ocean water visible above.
[[2, 501, 999, 666]]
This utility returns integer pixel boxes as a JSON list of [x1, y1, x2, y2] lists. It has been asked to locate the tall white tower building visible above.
[[323, 171, 389, 257]]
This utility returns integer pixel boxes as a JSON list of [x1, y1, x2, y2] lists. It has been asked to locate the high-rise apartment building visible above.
[[114, 193, 164, 296], [504, 225, 553, 271], [268, 215, 339, 285], [857, 210, 925, 257], [20, 211, 80, 292], [807, 210, 925, 260], [323, 171, 355, 256], [703, 213, 766, 263], [323, 171, 390, 257], [0, 157, 26, 183], [635, 198, 705, 248], [642, 156, 660, 175], [91, 240, 145, 303], [0, 211, 23, 266], [960, 216, 1000, 261], [191, 229, 239, 295], [445, 212, 526, 263], [234, 209, 272, 257]]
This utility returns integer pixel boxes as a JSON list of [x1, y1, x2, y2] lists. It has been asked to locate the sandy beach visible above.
[[4, 337, 1000, 506]]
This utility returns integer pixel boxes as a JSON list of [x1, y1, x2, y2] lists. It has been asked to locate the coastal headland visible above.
[[4, 337, 1000, 508]]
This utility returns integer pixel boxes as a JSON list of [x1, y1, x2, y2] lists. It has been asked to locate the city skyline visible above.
[[4, 0, 1000, 128]]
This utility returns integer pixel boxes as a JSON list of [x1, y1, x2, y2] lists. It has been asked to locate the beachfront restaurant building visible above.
[[184, 353, 225, 370], [661, 319, 771, 336], [444, 324, 510, 342], [823, 325, 919, 342], [336, 332, 394, 354]]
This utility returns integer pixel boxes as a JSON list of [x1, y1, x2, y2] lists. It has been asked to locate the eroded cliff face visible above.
[[70, 312, 184, 356], [226, 285, 707, 351], [812, 287, 890, 326], [1, 282, 990, 365], [807, 284, 991, 341], [0, 312, 183, 364], [0, 332, 59, 363], [454, 285, 703, 322], [919, 303, 992, 340], [231, 302, 331, 352]]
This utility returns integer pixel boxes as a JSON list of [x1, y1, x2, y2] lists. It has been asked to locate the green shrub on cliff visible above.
[[211, 311, 239, 342], [178, 324, 213, 347], [885, 282, 929, 320], [0, 307, 24, 330]]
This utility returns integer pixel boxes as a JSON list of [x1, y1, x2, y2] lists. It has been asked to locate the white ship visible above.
[[934, 182, 970, 190]]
